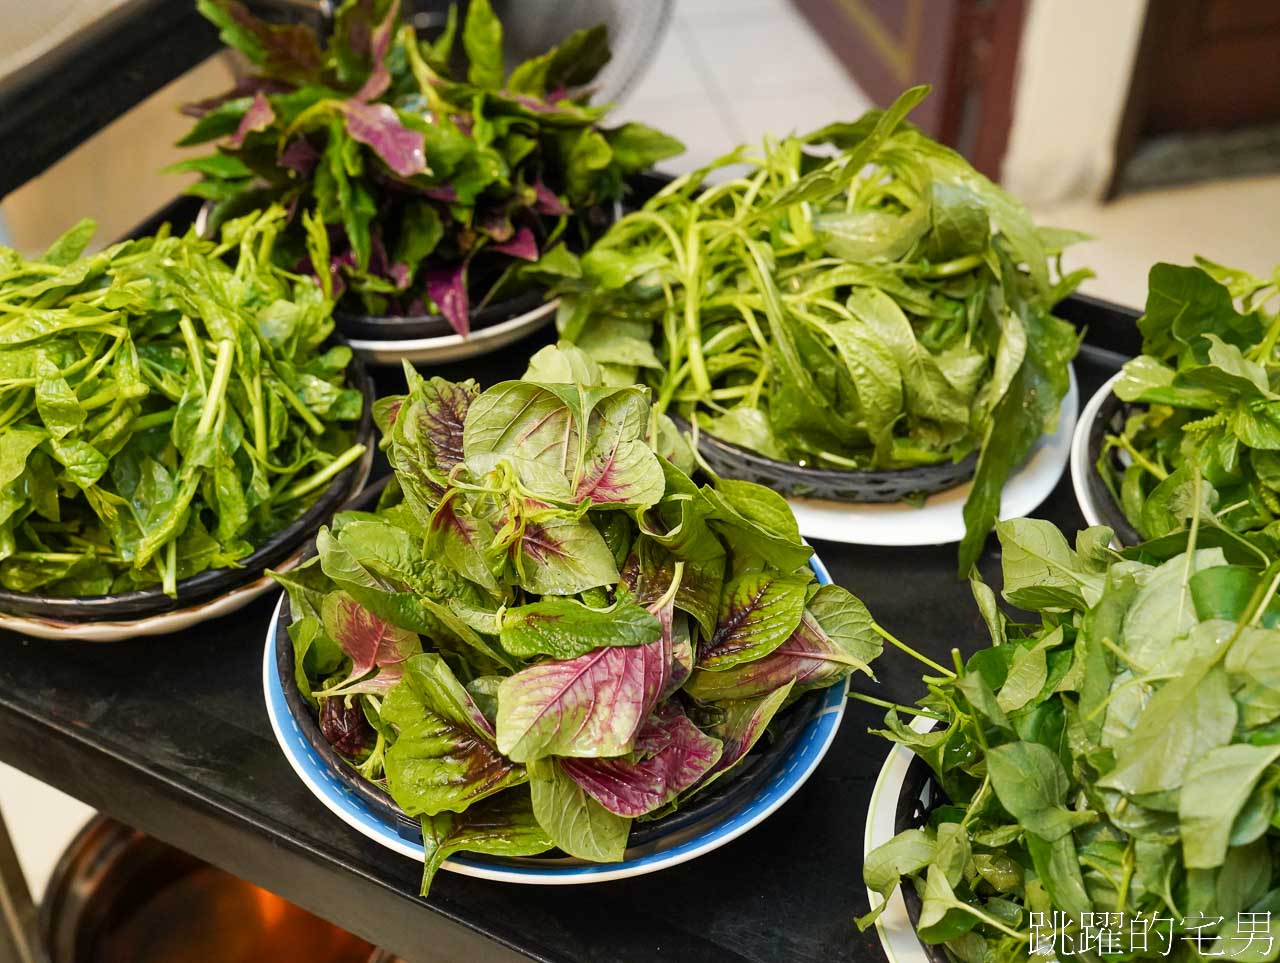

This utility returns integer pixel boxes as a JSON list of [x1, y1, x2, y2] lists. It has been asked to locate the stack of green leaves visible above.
[[861, 510, 1280, 960], [541, 85, 1085, 574], [0, 208, 365, 598], [276, 344, 883, 893], [1102, 259, 1280, 546], [178, 0, 683, 334]]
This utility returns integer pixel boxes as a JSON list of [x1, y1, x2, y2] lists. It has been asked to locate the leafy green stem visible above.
[[874, 623, 956, 677], [281, 443, 367, 502]]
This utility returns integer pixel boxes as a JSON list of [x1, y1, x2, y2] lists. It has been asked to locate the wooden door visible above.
[[789, 0, 1027, 179]]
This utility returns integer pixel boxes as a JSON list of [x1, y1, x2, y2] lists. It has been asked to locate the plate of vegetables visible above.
[[263, 345, 879, 890], [862, 514, 1280, 962], [177, 0, 682, 362], [544, 85, 1085, 571], [1081, 258, 1280, 550], [0, 209, 373, 640]]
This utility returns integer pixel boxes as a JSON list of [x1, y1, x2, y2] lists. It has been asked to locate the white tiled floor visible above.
[[5, 0, 1280, 910]]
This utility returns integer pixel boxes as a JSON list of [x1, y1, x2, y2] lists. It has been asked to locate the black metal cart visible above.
[[0, 7, 1141, 961]]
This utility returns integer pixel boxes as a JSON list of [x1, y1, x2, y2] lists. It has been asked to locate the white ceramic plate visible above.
[[0, 548, 309, 642], [264, 555, 849, 884], [1070, 371, 1122, 530], [787, 367, 1079, 546], [346, 299, 559, 366], [864, 715, 938, 963]]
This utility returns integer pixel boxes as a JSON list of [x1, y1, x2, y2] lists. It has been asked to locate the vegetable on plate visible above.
[[542, 85, 1086, 574], [0, 207, 365, 598], [1101, 258, 1280, 547], [861, 508, 1280, 961], [177, 0, 683, 334], [275, 343, 882, 893]]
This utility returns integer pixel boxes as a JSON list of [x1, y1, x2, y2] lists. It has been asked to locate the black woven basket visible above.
[[333, 287, 551, 341], [675, 418, 978, 503], [1084, 389, 1144, 546], [893, 752, 952, 963], [276, 478, 825, 855], [0, 356, 376, 623]]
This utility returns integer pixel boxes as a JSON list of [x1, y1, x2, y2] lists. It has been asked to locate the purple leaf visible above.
[[425, 262, 470, 335], [218, 0, 324, 84], [496, 627, 671, 762], [280, 137, 319, 176], [533, 180, 569, 216], [341, 100, 427, 178], [427, 496, 498, 590], [321, 591, 420, 692], [476, 208, 515, 242], [561, 704, 723, 816], [513, 508, 619, 596], [424, 185, 459, 203], [699, 683, 793, 788], [697, 571, 809, 670], [182, 76, 289, 118], [686, 585, 878, 701], [666, 617, 694, 698], [228, 91, 275, 147], [382, 655, 522, 818], [354, 0, 401, 101], [491, 226, 539, 262], [574, 435, 663, 506], [319, 697, 374, 755]]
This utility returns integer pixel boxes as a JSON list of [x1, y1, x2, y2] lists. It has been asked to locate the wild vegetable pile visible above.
[[275, 344, 880, 892], [0, 209, 364, 597], [179, 0, 682, 333], [862, 513, 1280, 961], [1102, 259, 1280, 545], [544, 86, 1084, 573]]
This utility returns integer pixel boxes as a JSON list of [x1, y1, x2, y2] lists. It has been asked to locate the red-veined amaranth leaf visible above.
[[425, 262, 469, 335], [341, 100, 427, 178], [697, 570, 809, 670], [698, 682, 793, 788], [228, 91, 275, 147], [427, 495, 498, 590], [353, 0, 400, 100], [532, 180, 569, 216], [496, 620, 671, 762], [383, 655, 522, 817], [686, 585, 878, 701], [492, 226, 539, 262], [319, 696, 374, 755], [219, 0, 324, 84], [561, 703, 723, 816], [321, 590, 420, 690], [280, 137, 319, 176]]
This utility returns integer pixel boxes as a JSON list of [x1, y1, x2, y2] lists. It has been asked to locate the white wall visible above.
[[1002, 0, 1149, 206]]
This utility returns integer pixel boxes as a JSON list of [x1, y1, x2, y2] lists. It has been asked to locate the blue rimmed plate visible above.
[[262, 554, 848, 884]]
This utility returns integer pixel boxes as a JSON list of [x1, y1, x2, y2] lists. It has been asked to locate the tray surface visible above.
[[0, 297, 1129, 963]]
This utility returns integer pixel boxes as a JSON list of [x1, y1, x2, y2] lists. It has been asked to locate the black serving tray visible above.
[[0, 295, 1132, 963]]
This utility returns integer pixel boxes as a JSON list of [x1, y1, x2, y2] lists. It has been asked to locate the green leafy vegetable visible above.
[[0, 209, 364, 596], [547, 85, 1084, 574], [1101, 259, 1280, 551], [277, 344, 878, 892], [860, 513, 1280, 960], [181, 0, 683, 335]]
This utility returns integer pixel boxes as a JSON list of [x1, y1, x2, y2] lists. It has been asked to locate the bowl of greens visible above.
[[265, 344, 882, 891], [0, 209, 373, 639], [1083, 259, 1280, 551], [177, 0, 682, 360], [547, 85, 1085, 572], [862, 514, 1280, 962]]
